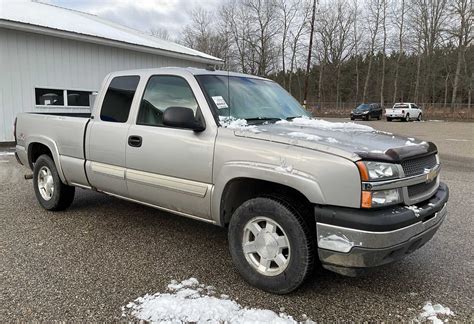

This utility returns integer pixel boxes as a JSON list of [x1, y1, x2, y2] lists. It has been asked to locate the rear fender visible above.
[[26, 136, 67, 183]]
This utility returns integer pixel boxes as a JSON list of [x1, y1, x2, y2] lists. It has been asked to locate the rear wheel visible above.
[[33, 155, 75, 211], [404, 114, 410, 122], [228, 197, 314, 294], [386, 117, 392, 122]]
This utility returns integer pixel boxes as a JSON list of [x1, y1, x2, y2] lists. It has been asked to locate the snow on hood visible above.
[[227, 117, 434, 162], [122, 278, 313, 323]]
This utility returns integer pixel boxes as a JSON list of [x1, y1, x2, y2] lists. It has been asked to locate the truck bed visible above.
[[16, 112, 90, 160]]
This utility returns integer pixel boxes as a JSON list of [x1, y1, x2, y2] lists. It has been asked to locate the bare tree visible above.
[[316, 1, 354, 106], [379, 0, 387, 106], [288, 1, 311, 95], [352, 0, 361, 102], [150, 27, 171, 41], [277, 0, 299, 88], [449, 0, 473, 106], [244, 0, 280, 76], [392, 0, 407, 102], [303, 0, 317, 106], [362, 0, 382, 102], [410, 0, 449, 103]]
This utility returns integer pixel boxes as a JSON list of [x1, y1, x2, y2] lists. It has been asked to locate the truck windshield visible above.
[[196, 75, 310, 122]]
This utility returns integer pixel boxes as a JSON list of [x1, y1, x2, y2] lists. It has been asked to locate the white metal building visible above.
[[0, 0, 222, 142]]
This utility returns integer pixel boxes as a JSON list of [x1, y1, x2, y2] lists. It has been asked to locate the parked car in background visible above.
[[350, 103, 383, 120], [385, 103, 423, 122]]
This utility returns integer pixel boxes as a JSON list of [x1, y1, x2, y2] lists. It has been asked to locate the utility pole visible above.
[[303, 0, 317, 108]]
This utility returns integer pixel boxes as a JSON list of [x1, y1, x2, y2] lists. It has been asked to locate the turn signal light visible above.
[[356, 161, 369, 181], [361, 191, 372, 208]]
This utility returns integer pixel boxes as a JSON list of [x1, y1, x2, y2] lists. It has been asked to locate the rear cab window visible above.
[[100, 75, 140, 123], [393, 104, 409, 109]]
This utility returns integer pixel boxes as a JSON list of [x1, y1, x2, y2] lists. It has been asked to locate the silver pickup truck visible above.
[[15, 67, 449, 294]]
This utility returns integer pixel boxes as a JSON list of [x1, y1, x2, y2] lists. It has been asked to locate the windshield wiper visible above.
[[286, 116, 302, 121], [245, 117, 281, 123]]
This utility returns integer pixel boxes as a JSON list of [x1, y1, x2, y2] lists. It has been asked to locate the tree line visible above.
[[153, 0, 473, 108]]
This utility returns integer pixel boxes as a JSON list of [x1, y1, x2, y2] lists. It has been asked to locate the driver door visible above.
[[125, 74, 216, 219]]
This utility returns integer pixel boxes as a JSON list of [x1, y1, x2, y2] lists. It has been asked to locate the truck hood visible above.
[[230, 118, 436, 162]]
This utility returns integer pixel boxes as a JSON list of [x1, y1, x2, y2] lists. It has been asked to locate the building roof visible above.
[[0, 0, 222, 65]]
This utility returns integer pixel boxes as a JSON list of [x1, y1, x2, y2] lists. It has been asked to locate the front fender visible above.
[[211, 161, 326, 224]]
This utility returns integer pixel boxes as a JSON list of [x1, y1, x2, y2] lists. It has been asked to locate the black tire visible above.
[[350, 117, 355, 120], [33, 154, 75, 211], [404, 114, 410, 122], [417, 113, 422, 121], [386, 117, 392, 122], [377, 114, 381, 120], [228, 197, 314, 294], [364, 115, 369, 121]]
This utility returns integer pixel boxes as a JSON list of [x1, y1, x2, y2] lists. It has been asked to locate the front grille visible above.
[[407, 177, 438, 198], [401, 154, 437, 176]]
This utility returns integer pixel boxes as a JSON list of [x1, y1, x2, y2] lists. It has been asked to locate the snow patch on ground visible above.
[[277, 117, 375, 132], [0, 152, 14, 156], [123, 278, 313, 323], [418, 302, 455, 323]]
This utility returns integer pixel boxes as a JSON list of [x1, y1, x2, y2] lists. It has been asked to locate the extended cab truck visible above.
[[15, 68, 449, 294]]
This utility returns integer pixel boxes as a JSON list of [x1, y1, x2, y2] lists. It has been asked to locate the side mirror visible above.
[[163, 107, 205, 132]]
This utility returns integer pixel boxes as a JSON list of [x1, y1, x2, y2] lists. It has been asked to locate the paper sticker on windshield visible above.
[[212, 96, 229, 109]]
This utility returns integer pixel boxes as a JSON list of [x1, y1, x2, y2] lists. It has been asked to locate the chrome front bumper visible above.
[[315, 183, 449, 275]]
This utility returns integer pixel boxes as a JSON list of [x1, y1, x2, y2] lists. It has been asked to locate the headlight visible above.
[[363, 111, 369, 114], [361, 189, 402, 208], [356, 161, 399, 181]]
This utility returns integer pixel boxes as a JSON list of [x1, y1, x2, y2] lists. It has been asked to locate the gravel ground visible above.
[[1, 120, 473, 322]]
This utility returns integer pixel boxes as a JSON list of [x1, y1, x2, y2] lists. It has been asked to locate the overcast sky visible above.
[[41, 0, 221, 38]]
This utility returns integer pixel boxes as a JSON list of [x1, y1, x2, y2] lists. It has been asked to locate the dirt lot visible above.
[[1, 119, 473, 322]]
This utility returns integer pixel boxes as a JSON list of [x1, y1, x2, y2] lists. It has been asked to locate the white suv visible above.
[[385, 103, 423, 122]]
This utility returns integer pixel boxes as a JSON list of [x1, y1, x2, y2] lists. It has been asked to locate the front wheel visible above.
[[33, 155, 75, 211], [228, 197, 314, 294], [417, 113, 422, 121]]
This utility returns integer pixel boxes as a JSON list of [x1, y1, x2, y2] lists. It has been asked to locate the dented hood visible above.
[[232, 119, 437, 162]]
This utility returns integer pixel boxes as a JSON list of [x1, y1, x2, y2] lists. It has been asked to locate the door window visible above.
[[137, 75, 199, 127], [100, 76, 140, 123]]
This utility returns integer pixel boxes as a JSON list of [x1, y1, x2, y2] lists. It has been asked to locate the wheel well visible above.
[[220, 178, 314, 229], [28, 143, 52, 168]]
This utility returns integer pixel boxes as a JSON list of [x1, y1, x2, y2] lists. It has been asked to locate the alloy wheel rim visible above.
[[37, 166, 54, 201], [242, 216, 290, 276]]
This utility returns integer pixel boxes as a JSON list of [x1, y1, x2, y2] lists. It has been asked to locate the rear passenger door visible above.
[[85, 75, 140, 196], [125, 74, 216, 219]]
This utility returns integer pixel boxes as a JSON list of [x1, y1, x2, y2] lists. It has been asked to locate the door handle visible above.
[[128, 135, 142, 147]]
